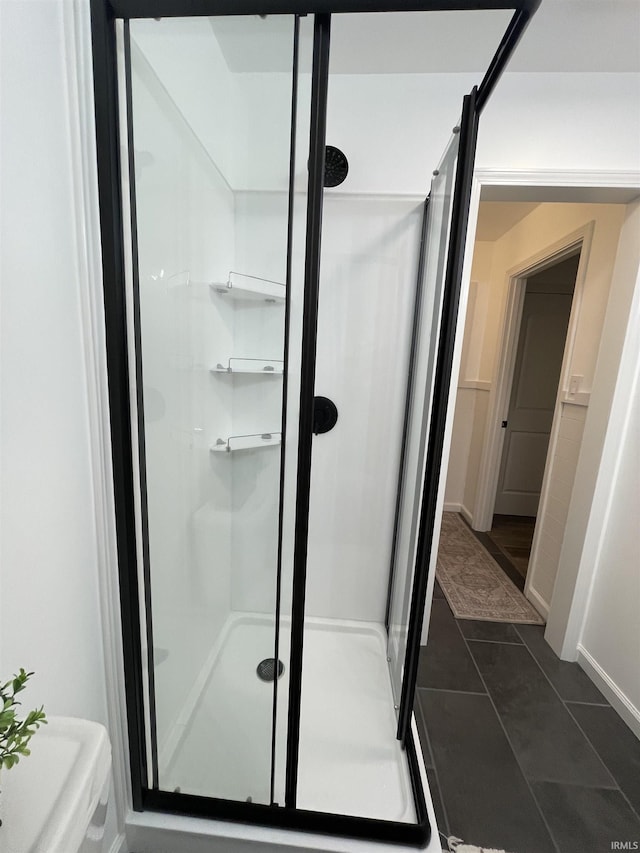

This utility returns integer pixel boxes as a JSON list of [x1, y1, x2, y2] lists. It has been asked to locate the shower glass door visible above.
[[387, 90, 480, 741], [387, 134, 459, 710], [122, 13, 307, 804]]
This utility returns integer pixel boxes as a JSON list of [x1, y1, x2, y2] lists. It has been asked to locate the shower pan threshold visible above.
[[159, 612, 416, 824]]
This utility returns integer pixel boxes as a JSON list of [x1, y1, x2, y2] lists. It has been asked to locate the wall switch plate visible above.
[[568, 375, 583, 396]]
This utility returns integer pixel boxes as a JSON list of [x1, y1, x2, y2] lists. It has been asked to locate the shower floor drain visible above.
[[256, 658, 285, 682]]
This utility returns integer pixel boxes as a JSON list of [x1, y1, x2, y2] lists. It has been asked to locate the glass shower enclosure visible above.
[[91, 0, 539, 847]]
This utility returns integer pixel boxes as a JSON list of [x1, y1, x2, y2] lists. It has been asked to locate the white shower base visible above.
[[162, 613, 416, 824]]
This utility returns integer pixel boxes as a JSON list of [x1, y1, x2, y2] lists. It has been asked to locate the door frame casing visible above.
[[490, 254, 581, 520], [474, 224, 592, 542]]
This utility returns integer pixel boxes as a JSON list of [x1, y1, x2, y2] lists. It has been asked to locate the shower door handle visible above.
[[313, 396, 338, 435]]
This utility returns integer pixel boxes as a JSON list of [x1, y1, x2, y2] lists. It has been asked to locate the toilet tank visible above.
[[1, 716, 111, 853]]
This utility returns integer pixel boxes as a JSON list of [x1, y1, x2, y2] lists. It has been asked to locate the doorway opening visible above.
[[488, 249, 581, 586], [438, 192, 635, 626]]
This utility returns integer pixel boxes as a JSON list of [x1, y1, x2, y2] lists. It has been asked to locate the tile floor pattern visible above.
[[415, 582, 640, 853]]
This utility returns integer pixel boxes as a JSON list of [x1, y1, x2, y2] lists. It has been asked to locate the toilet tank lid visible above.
[[1, 716, 111, 853]]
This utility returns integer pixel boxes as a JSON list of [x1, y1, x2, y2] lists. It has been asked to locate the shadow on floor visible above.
[[486, 514, 535, 581]]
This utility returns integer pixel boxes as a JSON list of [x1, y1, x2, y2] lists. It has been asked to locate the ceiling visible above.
[[491, 0, 640, 73], [211, 0, 640, 74], [474, 192, 638, 242], [475, 202, 540, 241]]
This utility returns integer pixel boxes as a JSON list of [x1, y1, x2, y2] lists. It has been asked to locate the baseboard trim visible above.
[[443, 502, 474, 527], [576, 645, 640, 739], [459, 503, 473, 527], [458, 379, 491, 392], [108, 831, 128, 853], [525, 585, 550, 620]]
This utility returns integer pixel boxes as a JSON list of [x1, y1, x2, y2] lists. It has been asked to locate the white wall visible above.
[[572, 201, 640, 735], [547, 200, 640, 654], [0, 0, 119, 849], [242, 70, 640, 195], [249, 70, 640, 195], [477, 73, 640, 174], [444, 241, 494, 518], [0, 0, 105, 718], [579, 370, 640, 733], [321, 71, 640, 195]]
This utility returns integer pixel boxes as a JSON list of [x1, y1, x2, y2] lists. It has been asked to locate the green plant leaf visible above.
[[0, 669, 45, 773], [0, 710, 16, 732]]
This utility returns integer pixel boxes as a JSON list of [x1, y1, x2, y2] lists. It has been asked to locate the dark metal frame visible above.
[[386, 1, 540, 743], [285, 12, 331, 810], [397, 88, 480, 742], [141, 725, 428, 845], [121, 20, 160, 792], [90, 0, 148, 809], [270, 12, 301, 810], [110, 0, 539, 15], [90, 0, 539, 846]]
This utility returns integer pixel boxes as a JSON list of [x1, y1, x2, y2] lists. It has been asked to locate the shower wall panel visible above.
[[131, 19, 241, 187], [130, 41, 236, 760], [229, 191, 290, 615], [235, 71, 304, 192], [305, 196, 422, 622]]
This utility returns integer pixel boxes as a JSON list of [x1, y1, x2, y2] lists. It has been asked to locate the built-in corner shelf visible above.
[[210, 432, 282, 453], [212, 358, 284, 376], [212, 272, 285, 304]]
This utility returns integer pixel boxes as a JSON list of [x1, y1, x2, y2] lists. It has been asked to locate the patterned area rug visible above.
[[436, 513, 545, 625]]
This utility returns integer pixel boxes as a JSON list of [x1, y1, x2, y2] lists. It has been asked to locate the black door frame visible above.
[[90, 0, 540, 846], [285, 11, 331, 810], [397, 87, 480, 742]]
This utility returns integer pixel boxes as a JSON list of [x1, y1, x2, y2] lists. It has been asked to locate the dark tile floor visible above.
[[415, 580, 640, 852]]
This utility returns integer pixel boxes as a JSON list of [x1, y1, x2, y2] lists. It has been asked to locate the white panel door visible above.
[[494, 291, 572, 516]]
